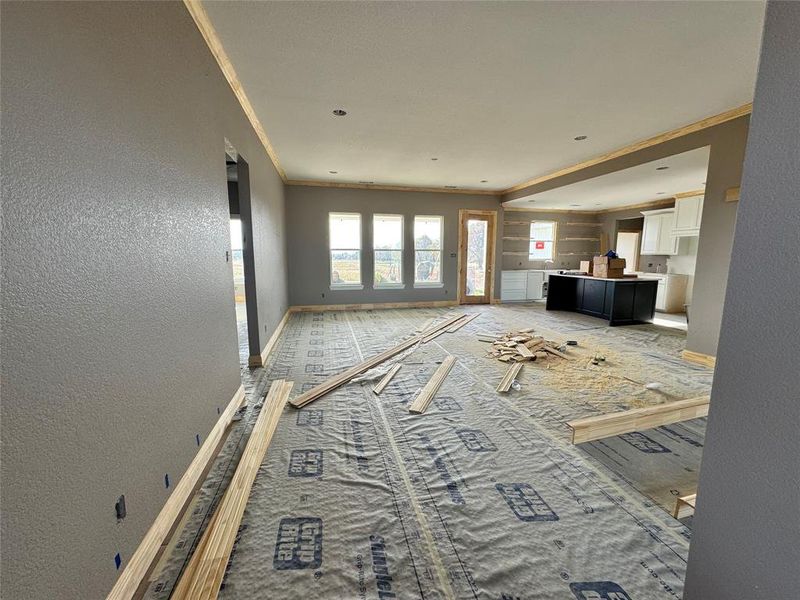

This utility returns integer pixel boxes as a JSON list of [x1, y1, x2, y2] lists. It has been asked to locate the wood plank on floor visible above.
[[566, 395, 710, 444]]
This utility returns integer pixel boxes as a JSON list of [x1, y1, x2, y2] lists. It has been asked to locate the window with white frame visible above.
[[414, 216, 443, 285], [329, 213, 362, 287], [373, 214, 403, 287], [528, 221, 557, 260]]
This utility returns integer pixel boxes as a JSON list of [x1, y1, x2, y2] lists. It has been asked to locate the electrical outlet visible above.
[[115, 495, 126, 521]]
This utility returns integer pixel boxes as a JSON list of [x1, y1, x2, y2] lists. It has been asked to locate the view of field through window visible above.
[[466, 218, 487, 296], [329, 213, 361, 285], [414, 216, 442, 283], [374, 214, 403, 285]]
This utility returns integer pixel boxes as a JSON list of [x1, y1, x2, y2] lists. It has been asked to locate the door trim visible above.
[[457, 209, 497, 304]]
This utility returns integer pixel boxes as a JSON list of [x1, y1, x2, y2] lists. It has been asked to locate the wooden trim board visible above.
[[503, 103, 752, 194], [372, 364, 402, 395], [566, 395, 710, 444], [289, 313, 466, 408], [286, 178, 501, 196], [503, 197, 675, 215], [681, 350, 717, 368], [183, 0, 286, 181], [289, 300, 458, 312], [248, 309, 291, 367], [106, 384, 247, 600], [447, 312, 480, 332], [171, 380, 292, 600], [409, 356, 456, 413], [725, 186, 741, 202], [674, 188, 706, 199], [496, 362, 523, 393], [673, 493, 697, 519]]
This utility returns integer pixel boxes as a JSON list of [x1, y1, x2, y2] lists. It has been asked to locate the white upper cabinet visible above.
[[641, 209, 678, 255], [672, 195, 704, 236]]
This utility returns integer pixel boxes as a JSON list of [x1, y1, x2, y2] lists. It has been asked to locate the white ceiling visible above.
[[203, 1, 764, 191], [504, 146, 710, 211]]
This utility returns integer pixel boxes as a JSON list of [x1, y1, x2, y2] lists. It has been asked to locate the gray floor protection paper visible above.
[[145, 304, 713, 600]]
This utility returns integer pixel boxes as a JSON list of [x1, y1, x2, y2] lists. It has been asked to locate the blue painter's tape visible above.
[[114, 553, 122, 570], [164, 473, 170, 489]]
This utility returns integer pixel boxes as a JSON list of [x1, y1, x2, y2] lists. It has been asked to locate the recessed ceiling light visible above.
[[570, 204, 581, 207], [574, 135, 588, 141], [329, 170, 338, 174], [332, 109, 347, 116], [431, 157, 438, 161], [480, 179, 488, 183], [595, 203, 601, 206], [656, 166, 669, 171], [527, 200, 536, 203]]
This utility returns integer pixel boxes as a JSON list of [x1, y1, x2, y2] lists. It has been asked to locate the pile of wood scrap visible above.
[[483, 328, 571, 363]]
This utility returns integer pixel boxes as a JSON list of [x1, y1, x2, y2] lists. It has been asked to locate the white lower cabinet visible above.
[[501, 270, 545, 302], [639, 273, 688, 313]]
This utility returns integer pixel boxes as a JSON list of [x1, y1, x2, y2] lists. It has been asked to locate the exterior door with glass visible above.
[[458, 209, 496, 304]]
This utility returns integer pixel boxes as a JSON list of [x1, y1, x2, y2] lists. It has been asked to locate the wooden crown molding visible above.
[[504, 198, 674, 215], [286, 179, 502, 196], [674, 188, 706, 200], [503, 103, 753, 195], [183, 0, 287, 182]]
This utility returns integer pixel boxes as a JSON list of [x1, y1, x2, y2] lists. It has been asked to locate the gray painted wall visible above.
[[500, 210, 601, 271], [286, 186, 501, 306], [0, 2, 287, 598], [685, 2, 800, 596]]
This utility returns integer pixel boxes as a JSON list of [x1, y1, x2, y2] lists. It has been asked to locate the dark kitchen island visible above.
[[545, 274, 657, 325]]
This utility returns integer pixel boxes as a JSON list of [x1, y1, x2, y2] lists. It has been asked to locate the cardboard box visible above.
[[594, 265, 625, 279], [579, 260, 593, 274], [593, 256, 626, 270]]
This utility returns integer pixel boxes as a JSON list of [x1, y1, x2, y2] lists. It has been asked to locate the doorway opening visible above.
[[226, 140, 260, 365], [458, 209, 496, 304], [615, 230, 641, 273]]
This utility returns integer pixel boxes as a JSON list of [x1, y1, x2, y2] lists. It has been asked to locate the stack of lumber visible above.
[[483, 329, 571, 363], [172, 379, 293, 600], [290, 313, 467, 408]]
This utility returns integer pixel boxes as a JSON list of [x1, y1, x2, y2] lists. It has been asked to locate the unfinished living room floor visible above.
[[145, 304, 712, 600]]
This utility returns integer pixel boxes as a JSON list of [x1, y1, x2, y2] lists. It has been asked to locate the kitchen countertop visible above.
[[551, 273, 652, 283]]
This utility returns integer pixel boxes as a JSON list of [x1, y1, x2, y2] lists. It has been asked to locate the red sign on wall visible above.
[[535, 241, 545, 250]]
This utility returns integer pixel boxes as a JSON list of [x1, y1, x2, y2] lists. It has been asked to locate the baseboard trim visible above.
[[681, 350, 717, 368], [288, 300, 459, 312], [106, 384, 247, 600], [248, 309, 292, 367]]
